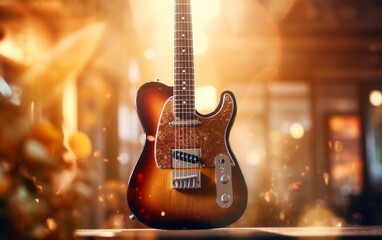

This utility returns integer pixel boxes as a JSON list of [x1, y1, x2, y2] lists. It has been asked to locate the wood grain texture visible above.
[[127, 82, 247, 229]]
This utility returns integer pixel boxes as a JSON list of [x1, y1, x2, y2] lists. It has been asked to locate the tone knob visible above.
[[220, 175, 230, 184], [221, 194, 231, 203]]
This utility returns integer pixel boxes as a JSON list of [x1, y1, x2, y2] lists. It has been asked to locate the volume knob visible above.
[[221, 194, 231, 203], [220, 175, 230, 184]]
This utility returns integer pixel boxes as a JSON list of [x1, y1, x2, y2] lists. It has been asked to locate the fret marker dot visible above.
[[182, 34, 185, 37], [183, 101, 186, 104], [182, 69, 186, 73], [182, 49, 185, 53], [182, 16, 185, 20]]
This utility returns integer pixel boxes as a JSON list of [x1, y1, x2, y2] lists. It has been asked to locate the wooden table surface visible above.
[[75, 226, 382, 239]]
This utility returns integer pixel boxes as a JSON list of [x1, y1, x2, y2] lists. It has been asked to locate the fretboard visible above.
[[174, 0, 195, 119]]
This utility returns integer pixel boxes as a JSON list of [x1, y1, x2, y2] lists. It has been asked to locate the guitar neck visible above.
[[174, 0, 195, 119]]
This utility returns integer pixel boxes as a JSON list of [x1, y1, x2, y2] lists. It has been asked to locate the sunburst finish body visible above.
[[127, 82, 247, 229]]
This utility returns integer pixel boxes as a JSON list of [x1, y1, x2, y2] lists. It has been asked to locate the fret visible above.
[[174, 90, 194, 94], [174, 30, 193, 32], [174, 102, 196, 105], [174, 51, 194, 54], [174, 94, 195, 97], [174, 108, 195, 111], [174, 85, 194, 88], [174, 79, 194, 83], [173, 102, 194, 105], [174, 59, 194, 62], [176, 60, 194, 63], [174, 69, 194, 74], [174, 90, 194, 93], [174, 111, 195, 114], [174, 97, 195, 100], [174, 46, 193, 50], [174, 35, 192, 39], [174, 102, 194, 105], [174, 96, 195, 99], [174, 98, 195, 100], [174, 109, 196, 113], [174, 95, 193, 98], [175, 15, 192, 21], [174, 58, 194, 62]]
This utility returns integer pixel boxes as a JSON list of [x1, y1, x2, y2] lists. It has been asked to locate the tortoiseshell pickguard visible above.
[[155, 93, 235, 168]]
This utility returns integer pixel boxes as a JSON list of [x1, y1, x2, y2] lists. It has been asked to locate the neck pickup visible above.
[[170, 119, 201, 127]]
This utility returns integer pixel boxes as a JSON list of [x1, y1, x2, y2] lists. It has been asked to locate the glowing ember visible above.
[[288, 181, 302, 190], [263, 191, 271, 203], [46, 218, 57, 231], [323, 172, 330, 185], [279, 211, 286, 221], [93, 150, 101, 157]]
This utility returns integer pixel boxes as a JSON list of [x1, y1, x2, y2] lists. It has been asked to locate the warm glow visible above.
[[269, 130, 282, 143], [195, 85, 217, 113], [246, 149, 265, 166], [191, 0, 221, 26], [118, 105, 139, 142], [62, 79, 77, 148], [193, 30, 209, 55], [329, 115, 360, 138], [289, 123, 304, 139], [369, 90, 382, 106], [298, 203, 344, 227], [0, 23, 50, 65], [144, 48, 156, 60], [0, 39, 26, 63], [128, 59, 140, 84]]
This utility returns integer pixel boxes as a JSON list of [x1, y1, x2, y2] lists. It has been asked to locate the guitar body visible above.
[[127, 81, 248, 229]]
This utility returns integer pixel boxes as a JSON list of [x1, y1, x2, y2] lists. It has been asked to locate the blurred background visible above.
[[1, 0, 382, 238]]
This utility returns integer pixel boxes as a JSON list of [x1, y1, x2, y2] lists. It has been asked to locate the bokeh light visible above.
[[289, 123, 305, 139], [369, 90, 382, 106]]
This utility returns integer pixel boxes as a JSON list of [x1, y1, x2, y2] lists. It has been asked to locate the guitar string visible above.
[[175, 0, 195, 187], [182, 0, 189, 186], [192, 0, 197, 187], [174, 0, 178, 184], [181, 0, 190, 184], [188, 0, 194, 186], [186, 0, 191, 185], [178, 0, 187, 184], [188, 0, 196, 187], [187, 0, 196, 186], [176, 0, 185, 184], [186, 0, 196, 187], [179, 0, 183, 184]]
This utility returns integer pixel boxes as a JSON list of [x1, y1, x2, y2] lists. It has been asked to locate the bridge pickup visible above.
[[170, 119, 201, 127], [172, 171, 201, 189], [171, 149, 201, 165]]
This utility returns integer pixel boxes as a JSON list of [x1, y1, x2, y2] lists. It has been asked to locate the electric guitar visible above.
[[127, 0, 248, 229]]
